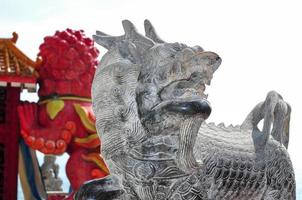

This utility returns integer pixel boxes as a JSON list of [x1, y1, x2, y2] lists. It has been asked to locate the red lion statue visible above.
[[18, 29, 109, 199]]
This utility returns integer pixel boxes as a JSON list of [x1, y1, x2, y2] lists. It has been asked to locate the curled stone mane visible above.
[[92, 52, 146, 159], [92, 20, 153, 159]]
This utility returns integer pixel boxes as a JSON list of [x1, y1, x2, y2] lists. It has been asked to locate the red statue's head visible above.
[[38, 29, 99, 98]]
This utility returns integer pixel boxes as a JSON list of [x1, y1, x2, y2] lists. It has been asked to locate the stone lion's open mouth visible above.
[[153, 71, 212, 118], [168, 84, 208, 100]]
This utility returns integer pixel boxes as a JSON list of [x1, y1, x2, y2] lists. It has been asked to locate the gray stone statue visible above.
[[41, 155, 63, 192], [77, 20, 295, 199]]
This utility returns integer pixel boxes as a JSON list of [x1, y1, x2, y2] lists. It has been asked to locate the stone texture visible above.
[[75, 175, 124, 200], [41, 155, 63, 191], [80, 20, 296, 200]]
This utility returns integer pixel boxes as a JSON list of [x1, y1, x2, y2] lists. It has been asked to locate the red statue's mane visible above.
[[38, 29, 99, 98]]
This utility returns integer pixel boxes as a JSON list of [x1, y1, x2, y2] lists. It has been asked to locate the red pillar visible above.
[[0, 86, 21, 200]]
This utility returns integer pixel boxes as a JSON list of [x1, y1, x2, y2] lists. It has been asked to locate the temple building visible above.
[[0, 32, 41, 200]]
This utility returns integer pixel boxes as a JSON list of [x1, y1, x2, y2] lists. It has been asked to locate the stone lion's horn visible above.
[[144, 19, 165, 43], [122, 20, 155, 48], [93, 34, 124, 50], [96, 30, 110, 36], [122, 20, 137, 38]]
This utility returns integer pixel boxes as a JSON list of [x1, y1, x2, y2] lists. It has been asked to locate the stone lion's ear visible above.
[[118, 41, 142, 64], [93, 34, 124, 50]]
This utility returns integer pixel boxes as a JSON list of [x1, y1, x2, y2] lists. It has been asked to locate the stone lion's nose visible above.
[[215, 56, 222, 63]]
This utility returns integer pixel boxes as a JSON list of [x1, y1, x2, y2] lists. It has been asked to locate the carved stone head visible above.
[[92, 20, 221, 172]]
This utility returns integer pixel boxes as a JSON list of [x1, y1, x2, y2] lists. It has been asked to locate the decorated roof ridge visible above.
[[0, 32, 18, 43], [0, 32, 42, 69], [0, 32, 41, 91]]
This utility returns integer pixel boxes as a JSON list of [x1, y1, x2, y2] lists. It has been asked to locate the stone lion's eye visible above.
[[171, 42, 182, 51], [191, 73, 197, 78], [190, 72, 200, 79]]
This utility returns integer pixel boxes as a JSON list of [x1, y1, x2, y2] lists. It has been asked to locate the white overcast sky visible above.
[[1, 0, 302, 195]]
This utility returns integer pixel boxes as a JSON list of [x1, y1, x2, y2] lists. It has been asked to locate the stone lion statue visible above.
[[41, 155, 63, 191], [76, 20, 295, 200]]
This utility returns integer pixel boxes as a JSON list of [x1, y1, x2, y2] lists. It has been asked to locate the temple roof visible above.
[[0, 32, 41, 92]]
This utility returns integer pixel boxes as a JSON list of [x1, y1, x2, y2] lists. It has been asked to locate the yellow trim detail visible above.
[[46, 100, 65, 120], [39, 96, 92, 105], [82, 153, 110, 175], [74, 134, 100, 148], [74, 133, 99, 143], [73, 103, 96, 133]]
